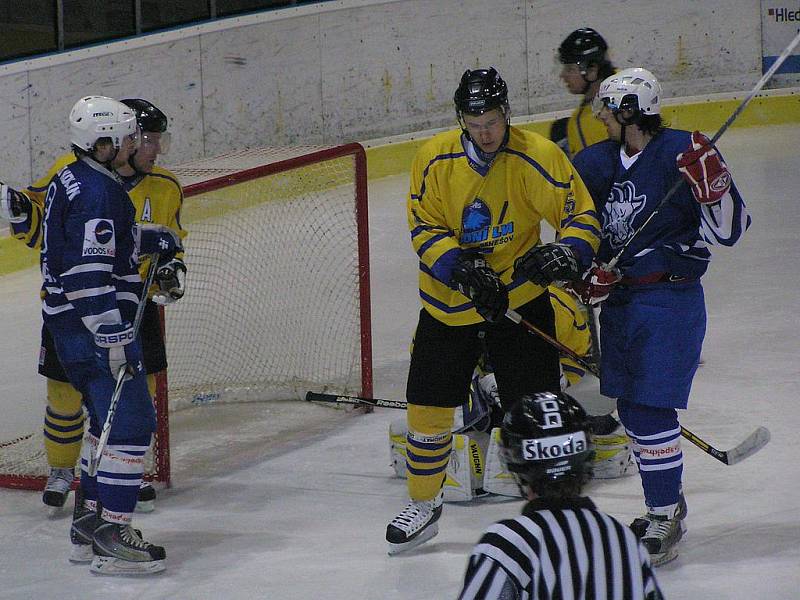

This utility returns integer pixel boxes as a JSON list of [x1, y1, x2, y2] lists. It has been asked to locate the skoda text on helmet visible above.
[[593, 67, 662, 125], [500, 391, 594, 497], [558, 28, 609, 68], [69, 96, 138, 152], [454, 67, 510, 129]]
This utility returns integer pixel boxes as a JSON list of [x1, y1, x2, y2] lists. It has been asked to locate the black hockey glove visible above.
[[450, 253, 509, 323], [0, 183, 32, 224], [513, 243, 580, 287], [152, 258, 187, 305]]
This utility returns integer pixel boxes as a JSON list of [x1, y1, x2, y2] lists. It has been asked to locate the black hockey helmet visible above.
[[501, 391, 594, 498], [454, 67, 509, 118], [558, 28, 608, 66], [120, 98, 168, 133]]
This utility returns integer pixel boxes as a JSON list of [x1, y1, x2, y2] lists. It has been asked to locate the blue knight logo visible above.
[[460, 198, 492, 244], [603, 181, 647, 248]]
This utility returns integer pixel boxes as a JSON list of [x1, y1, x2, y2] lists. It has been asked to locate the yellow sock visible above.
[[406, 404, 455, 501], [43, 379, 84, 469]]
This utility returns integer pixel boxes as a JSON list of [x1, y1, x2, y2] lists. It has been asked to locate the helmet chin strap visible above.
[[579, 65, 599, 96]]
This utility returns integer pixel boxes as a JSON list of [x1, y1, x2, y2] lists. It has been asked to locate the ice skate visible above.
[[42, 467, 74, 508], [69, 487, 97, 564], [135, 481, 156, 513], [641, 512, 687, 566], [91, 521, 166, 575], [386, 491, 443, 555], [630, 493, 687, 539]]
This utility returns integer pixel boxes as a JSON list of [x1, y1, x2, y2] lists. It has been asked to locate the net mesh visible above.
[[0, 143, 371, 489]]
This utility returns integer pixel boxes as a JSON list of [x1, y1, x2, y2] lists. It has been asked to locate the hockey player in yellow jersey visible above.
[[550, 28, 616, 158], [385, 67, 600, 554], [1, 99, 186, 511]]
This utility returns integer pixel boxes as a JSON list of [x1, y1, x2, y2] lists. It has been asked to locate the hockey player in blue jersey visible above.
[[571, 68, 750, 565], [41, 96, 181, 575]]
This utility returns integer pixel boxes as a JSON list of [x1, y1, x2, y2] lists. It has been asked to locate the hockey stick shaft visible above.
[[307, 390, 768, 465], [606, 29, 800, 270], [89, 254, 161, 477], [508, 307, 769, 464], [505, 308, 600, 378]]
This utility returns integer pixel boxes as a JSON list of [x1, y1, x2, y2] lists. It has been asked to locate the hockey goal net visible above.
[[0, 142, 372, 490]]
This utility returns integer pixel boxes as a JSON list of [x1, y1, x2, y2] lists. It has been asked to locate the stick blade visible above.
[[725, 426, 771, 465]]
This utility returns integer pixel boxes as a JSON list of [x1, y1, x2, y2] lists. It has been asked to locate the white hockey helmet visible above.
[[69, 96, 138, 151], [592, 67, 662, 117]]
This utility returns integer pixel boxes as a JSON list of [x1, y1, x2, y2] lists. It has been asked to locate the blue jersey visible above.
[[573, 129, 750, 279], [40, 156, 143, 332]]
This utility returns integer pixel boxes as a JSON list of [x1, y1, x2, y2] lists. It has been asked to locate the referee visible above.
[[457, 392, 664, 600]]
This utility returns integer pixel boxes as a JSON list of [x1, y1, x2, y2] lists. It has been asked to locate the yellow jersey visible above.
[[408, 127, 600, 326], [566, 101, 608, 158], [20, 152, 186, 291]]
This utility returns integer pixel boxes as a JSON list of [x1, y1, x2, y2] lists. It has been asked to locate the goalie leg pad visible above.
[[389, 417, 409, 479], [443, 434, 473, 502], [591, 428, 636, 479], [406, 404, 454, 501], [483, 427, 522, 498]]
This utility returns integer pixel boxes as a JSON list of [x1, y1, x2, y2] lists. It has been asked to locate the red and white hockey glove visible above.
[[568, 263, 621, 305], [676, 131, 731, 204]]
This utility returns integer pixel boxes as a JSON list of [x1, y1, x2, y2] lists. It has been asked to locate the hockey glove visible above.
[[0, 183, 32, 224], [450, 253, 509, 323], [133, 223, 183, 262], [568, 262, 621, 305], [94, 322, 144, 381], [677, 131, 731, 204], [152, 258, 187, 305], [513, 243, 580, 287]]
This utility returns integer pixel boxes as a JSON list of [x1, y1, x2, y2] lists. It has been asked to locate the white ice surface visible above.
[[1, 125, 799, 599]]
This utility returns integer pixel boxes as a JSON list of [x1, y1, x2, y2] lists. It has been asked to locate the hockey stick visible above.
[[503, 308, 771, 464], [606, 28, 800, 270], [306, 390, 770, 465], [89, 254, 161, 477]]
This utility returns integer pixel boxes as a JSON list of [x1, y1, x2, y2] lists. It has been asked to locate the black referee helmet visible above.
[[501, 391, 595, 498]]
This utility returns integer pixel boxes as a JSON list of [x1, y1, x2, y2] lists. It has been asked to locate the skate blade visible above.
[[90, 555, 166, 575], [68, 544, 94, 564], [387, 523, 439, 556], [651, 547, 679, 567], [134, 499, 155, 513]]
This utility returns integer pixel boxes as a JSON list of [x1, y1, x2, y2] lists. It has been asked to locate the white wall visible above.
[[0, 0, 788, 187]]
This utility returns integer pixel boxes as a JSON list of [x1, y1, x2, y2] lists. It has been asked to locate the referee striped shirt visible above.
[[458, 497, 663, 600]]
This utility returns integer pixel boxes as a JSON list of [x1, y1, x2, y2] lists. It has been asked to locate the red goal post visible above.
[[0, 142, 372, 491]]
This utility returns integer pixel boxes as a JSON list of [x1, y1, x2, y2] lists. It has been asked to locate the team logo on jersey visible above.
[[460, 198, 515, 248], [603, 181, 647, 248], [82, 219, 116, 257], [461, 198, 492, 244]]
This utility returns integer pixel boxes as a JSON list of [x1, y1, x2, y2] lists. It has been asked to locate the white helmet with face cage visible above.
[[69, 96, 138, 151], [593, 67, 662, 117]]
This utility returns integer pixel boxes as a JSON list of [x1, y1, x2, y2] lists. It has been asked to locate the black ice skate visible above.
[[69, 486, 98, 564], [91, 521, 166, 575], [641, 513, 687, 566], [43, 467, 74, 508], [386, 491, 443, 555], [630, 493, 687, 539], [135, 481, 156, 513]]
